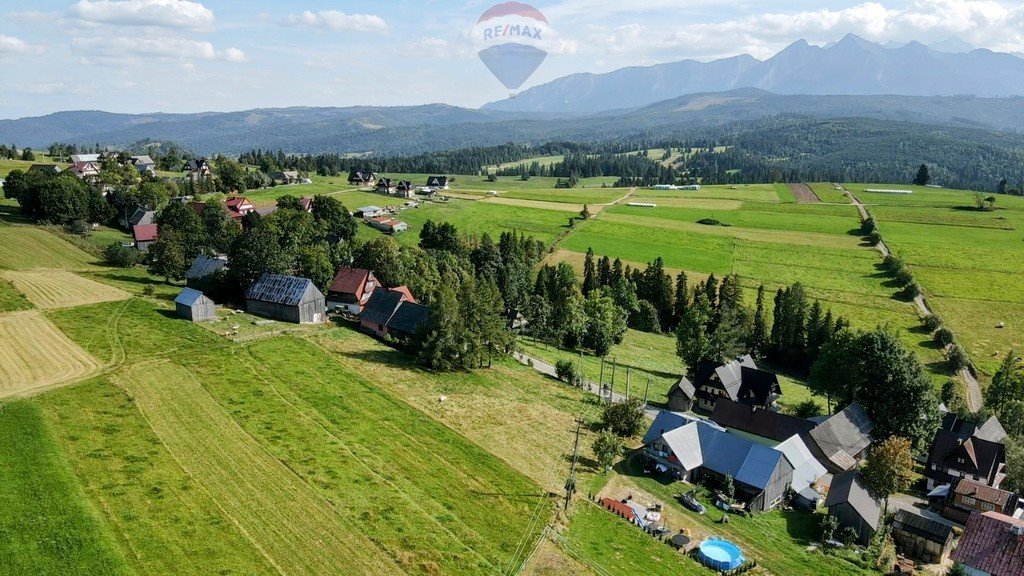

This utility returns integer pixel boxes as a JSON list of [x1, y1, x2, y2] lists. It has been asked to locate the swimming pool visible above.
[[698, 538, 745, 571]]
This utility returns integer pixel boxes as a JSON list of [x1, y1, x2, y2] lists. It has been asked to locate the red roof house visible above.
[[326, 267, 380, 314], [224, 197, 255, 219], [389, 285, 417, 304], [132, 224, 159, 252], [952, 511, 1024, 576]]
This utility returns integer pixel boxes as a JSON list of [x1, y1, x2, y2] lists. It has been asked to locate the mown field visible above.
[[849, 183, 1024, 378]]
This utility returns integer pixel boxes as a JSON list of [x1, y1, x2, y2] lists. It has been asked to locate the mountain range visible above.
[[483, 34, 1024, 114]]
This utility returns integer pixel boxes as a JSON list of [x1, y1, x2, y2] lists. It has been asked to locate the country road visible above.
[[839, 184, 983, 411]]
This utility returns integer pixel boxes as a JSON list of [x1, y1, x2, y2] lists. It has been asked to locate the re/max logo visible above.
[[483, 24, 542, 41]]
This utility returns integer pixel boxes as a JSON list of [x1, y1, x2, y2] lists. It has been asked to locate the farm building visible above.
[[824, 471, 880, 545], [355, 206, 385, 218], [28, 164, 62, 174], [806, 403, 874, 473], [385, 301, 430, 342], [132, 224, 159, 252], [368, 217, 408, 234], [775, 435, 827, 510], [691, 355, 782, 412], [245, 273, 326, 325], [175, 288, 216, 323], [360, 287, 413, 337], [710, 399, 816, 444], [185, 255, 228, 290], [891, 509, 955, 564], [326, 267, 380, 314], [269, 171, 299, 185], [951, 511, 1024, 576], [925, 414, 1007, 490], [666, 376, 695, 411], [426, 176, 450, 189]]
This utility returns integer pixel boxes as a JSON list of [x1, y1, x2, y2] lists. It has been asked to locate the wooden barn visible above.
[[891, 509, 955, 564], [175, 288, 216, 323], [825, 471, 881, 545], [245, 274, 326, 325]]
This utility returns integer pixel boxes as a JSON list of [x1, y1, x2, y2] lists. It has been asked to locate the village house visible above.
[[710, 398, 816, 444], [941, 478, 1019, 524], [643, 414, 794, 513], [224, 197, 256, 220], [124, 204, 156, 229], [396, 180, 416, 198], [691, 355, 782, 412], [184, 158, 212, 182], [368, 216, 408, 235], [28, 164, 62, 175], [891, 509, 956, 564], [348, 169, 377, 187], [926, 414, 1007, 490], [245, 274, 326, 325], [132, 224, 158, 252], [359, 287, 417, 338], [299, 197, 313, 213], [376, 178, 397, 195], [174, 288, 216, 323], [69, 161, 102, 182], [269, 170, 300, 185], [383, 301, 431, 343], [130, 155, 156, 175], [951, 511, 1024, 576], [70, 153, 100, 164], [426, 176, 450, 189], [775, 434, 828, 510], [806, 403, 874, 473], [825, 470, 881, 545], [326, 267, 380, 314]]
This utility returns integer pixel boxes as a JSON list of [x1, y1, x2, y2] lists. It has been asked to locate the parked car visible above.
[[676, 491, 706, 515]]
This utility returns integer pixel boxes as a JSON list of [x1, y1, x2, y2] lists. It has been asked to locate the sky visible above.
[[1, 0, 1023, 118]]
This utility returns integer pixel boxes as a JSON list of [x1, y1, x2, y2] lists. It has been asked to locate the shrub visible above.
[[696, 218, 729, 227], [883, 254, 904, 273], [68, 219, 90, 235], [555, 359, 580, 386], [935, 327, 956, 347], [903, 282, 922, 299], [947, 344, 971, 372], [868, 230, 882, 245], [792, 399, 824, 419], [862, 217, 876, 234], [923, 313, 943, 332], [894, 266, 914, 287], [103, 242, 142, 268], [601, 397, 645, 438], [841, 526, 860, 546]]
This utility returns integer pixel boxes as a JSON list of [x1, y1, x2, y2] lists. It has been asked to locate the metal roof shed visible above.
[[175, 288, 216, 323], [245, 273, 326, 324]]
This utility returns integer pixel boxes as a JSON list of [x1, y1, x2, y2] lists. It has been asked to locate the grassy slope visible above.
[[0, 401, 132, 576], [0, 277, 32, 312]]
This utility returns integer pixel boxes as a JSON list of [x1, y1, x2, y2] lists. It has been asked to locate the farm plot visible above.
[[0, 278, 32, 312], [789, 183, 821, 203], [4, 270, 130, 309], [386, 198, 572, 246], [0, 311, 100, 399], [119, 361, 405, 576], [481, 196, 593, 213], [0, 226, 98, 270]]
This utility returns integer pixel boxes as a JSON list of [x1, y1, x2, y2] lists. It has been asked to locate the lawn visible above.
[[0, 401, 131, 576]]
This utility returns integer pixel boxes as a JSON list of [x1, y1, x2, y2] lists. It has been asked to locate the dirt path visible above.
[[789, 183, 821, 204], [839, 184, 983, 411]]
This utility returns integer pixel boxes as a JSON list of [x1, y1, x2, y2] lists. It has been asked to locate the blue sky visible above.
[[1, 0, 1023, 118]]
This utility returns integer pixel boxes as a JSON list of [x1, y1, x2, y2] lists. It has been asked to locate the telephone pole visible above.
[[564, 418, 583, 510]]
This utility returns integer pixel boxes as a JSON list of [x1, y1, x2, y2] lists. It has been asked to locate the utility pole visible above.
[[643, 377, 651, 405], [610, 358, 617, 389], [579, 350, 584, 388], [625, 368, 631, 400], [599, 357, 605, 388], [564, 418, 582, 510]]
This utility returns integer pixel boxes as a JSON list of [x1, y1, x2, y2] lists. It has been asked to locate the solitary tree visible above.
[[601, 397, 645, 438], [592, 430, 624, 473], [861, 436, 914, 514], [913, 164, 931, 186]]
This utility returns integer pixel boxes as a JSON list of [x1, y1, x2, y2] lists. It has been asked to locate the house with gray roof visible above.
[[825, 470, 881, 545], [710, 398, 816, 443], [645, 418, 794, 512], [807, 403, 874, 473], [245, 274, 326, 324], [776, 434, 828, 509], [692, 355, 782, 412], [926, 414, 1008, 490], [185, 255, 228, 290]]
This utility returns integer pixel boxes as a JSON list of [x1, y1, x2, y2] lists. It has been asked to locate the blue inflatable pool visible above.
[[698, 538, 745, 571]]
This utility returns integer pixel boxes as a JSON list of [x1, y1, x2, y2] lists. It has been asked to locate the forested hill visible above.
[[3, 90, 1024, 156]]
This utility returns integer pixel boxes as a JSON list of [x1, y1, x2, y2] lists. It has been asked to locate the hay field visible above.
[[119, 361, 405, 576], [0, 311, 100, 399], [4, 270, 130, 309], [0, 226, 97, 270]]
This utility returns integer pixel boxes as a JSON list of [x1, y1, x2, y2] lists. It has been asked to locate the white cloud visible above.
[[0, 35, 41, 55], [69, 0, 215, 29], [284, 10, 388, 33], [72, 35, 245, 62]]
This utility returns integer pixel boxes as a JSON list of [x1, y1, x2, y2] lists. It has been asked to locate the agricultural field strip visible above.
[[0, 310, 101, 399], [237, 342, 523, 570], [3, 270, 131, 309], [0, 225, 99, 271], [118, 360, 406, 576]]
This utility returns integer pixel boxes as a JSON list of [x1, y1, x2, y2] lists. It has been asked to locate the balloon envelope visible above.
[[477, 44, 547, 91]]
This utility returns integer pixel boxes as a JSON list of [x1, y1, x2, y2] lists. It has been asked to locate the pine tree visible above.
[[749, 284, 768, 359], [703, 273, 718, 309], [419, 279, 465, 371], [913, 164, 930, 186], [582, 248, 598, 296], [672, 272, 689, 327], [597, 255, 612, 288]]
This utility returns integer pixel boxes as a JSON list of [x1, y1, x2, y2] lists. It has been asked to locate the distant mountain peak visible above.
[[928, 36, 976, 54]]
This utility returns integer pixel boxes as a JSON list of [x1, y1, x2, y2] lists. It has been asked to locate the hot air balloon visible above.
[[474, 2, 551, 96]]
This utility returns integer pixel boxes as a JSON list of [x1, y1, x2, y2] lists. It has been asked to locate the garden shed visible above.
[[175, 288, 216, 323], [245, 273, 326, 324]]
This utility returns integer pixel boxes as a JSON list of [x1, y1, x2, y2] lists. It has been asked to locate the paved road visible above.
[[512, 351, 660, 419], [839, 185, 983, 411]]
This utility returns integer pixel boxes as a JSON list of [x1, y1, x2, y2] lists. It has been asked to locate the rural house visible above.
[[70, 153, 100, 164], [326, 267, 380, 314], [175, 288, 216, 323], [28, 164, 62, 174], [348, 169, 377, 187], [925, 414, 1007, 490], [376, 178, 397, 195], [942, 478, 1019, 524], [691, 355, 782, 412], [775, 434, 828, 510], [125, 205, 156, 229], [355, 206, 385, 219], [368, 217, 408, 235], [891, 509, 955, 564], [383, 301, 431, 343], [644, 418, 794, 512], [806, 403, 874, 473], [224, 197, 256, 219], [245, 274, 326, 325], [70, 161, 101, 181], [666, 377, 696, 412], [824, 471, 881, 545], [270, 170, 299, 185], [426, 176, 450, 189], [184, 255, 227, 291], [132, 224, 158, 252], [360, 287, 415, 338], [185, 158, 212, 182], [951, 511, 1024, 576], [396, 181, 416, 198], [299, 197, 313, 213], [710, 398, 816, 444], [130, 155, 156, 174]]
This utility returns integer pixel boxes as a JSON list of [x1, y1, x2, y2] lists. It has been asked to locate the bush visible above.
[[792, 399, 824, 419], [862, 217, 876, 234], [935, 327, 956, 347], [103, 242, 142, 268], [555, 359, 581, 386], [601, 397, 645, 438], [903, 282, 922, 299], [868, 230, 882, 245], [696, 218, 729, 227], [883, 254, 904, 273], [947, 344, 971, 372], [894, 266, 914, 287], [841, 526, 860, 546], [68, 219, 89, 235], [923, 313, 943, 332]]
